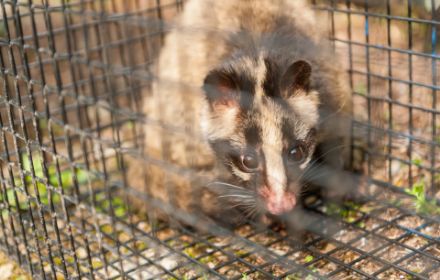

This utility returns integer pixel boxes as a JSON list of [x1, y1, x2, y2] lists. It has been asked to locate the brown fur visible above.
[[127, 0, 352, 225]]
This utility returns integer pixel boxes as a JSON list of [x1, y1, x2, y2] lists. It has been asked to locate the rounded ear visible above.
[[203, 70, 239, 110], [281, 60, 312, 97]]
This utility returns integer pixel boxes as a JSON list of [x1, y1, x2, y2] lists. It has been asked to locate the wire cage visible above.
[[0, 0, 439, 279]]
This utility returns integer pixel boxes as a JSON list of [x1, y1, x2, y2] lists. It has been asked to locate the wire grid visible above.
[[0, 0, 439, 279]]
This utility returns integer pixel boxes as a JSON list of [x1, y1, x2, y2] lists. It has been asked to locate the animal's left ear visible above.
[[280, 60, 312, 97]]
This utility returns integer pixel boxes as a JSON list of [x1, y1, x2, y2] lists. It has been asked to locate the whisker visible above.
[[244, 207, 258, 220], [292, 145, 345, 188], [227, 201, 256, 209], [207, 181, 246, 190], [294, 161, 325, 187], [300, 172, 330, 187], [241, 204, 254, 214], [218, 194, 253, 199], [306, 144, 347, 169]]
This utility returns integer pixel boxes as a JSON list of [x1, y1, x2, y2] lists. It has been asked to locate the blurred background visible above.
[[0, 0, 439, 279]]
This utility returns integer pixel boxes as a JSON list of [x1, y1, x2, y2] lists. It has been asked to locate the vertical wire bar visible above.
[[176, 0, 183, 12], [155, 0, 179, 228], [407, 0, 414, 188], [132, 0, 154, 214], [133, 2, 163, 216], [148, 0, 166, 238], [156, 0, 164, 44], [155, 0, 177, 229], [330, 0, 336, 50], [430, 0, 438, 194], [364, 0, 372, 185], [386, 0, 394, 191], [346, 0, 356, 170], [133, 0, 152, 76]]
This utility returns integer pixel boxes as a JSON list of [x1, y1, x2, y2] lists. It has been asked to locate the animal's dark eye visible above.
[[240, 153, 259, 172], [288, 144, 305, 163]]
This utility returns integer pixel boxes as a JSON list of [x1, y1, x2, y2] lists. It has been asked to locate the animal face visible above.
[[201, 55, 320, 216]]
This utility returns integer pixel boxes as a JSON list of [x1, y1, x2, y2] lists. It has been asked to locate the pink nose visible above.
[[259, 187, 296, 215]]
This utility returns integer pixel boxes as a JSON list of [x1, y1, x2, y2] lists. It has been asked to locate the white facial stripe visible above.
[[254, 55, 267, 100], [260, 103, 287, 197], [264, 149, 286, 197]]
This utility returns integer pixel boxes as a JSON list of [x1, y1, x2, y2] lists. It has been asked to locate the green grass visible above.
[[0, 153, 93, 212], [94, 192, 127, 218], [9, 153, 128, 221]]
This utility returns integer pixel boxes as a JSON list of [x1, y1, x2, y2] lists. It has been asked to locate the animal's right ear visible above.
[[281, 60, 312, 97], [203, 70, 239, 111]]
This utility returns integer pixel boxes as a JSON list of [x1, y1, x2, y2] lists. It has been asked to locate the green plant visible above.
[[183, 248, 196, 258], [304, 255, 314, 263], [324, 202, 360, 223], [405, 180, 440, 215], [356, 221, 366, 228]]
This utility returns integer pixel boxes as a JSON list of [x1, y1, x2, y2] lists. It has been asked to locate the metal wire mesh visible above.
[[0, 0, 438, 279]]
